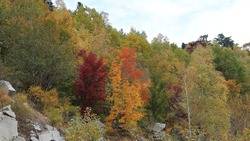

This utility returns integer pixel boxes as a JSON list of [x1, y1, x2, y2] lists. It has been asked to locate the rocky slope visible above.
[[0, 105, 64, 141]]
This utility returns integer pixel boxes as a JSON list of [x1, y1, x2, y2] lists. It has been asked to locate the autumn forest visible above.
[[0, 0, 250, 141]]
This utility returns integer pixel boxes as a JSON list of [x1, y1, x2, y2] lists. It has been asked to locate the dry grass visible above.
[[0, 89, 12, 109], [12, 93, 49, 139]]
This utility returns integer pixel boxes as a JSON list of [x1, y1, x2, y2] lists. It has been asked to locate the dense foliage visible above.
[[0, 0, 250, 140]]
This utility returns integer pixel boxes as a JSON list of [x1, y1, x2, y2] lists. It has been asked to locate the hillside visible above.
[[0, 0, 250, 141]]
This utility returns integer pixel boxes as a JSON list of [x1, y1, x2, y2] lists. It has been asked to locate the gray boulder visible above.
[[152, 123, 166, 132], [30, 123, 64, 141], [13, 136, 26, 141], [2, 105, 16, 118], [38, 129, 64, 141], [32, 123, 42, 132], [0, 80, 16, 93], [152, 123, 166, 140], [0, 105, 19, 141], [37, 125, 64, 141]]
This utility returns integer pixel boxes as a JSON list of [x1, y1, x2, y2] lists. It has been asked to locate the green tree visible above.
[[212, 45, 246, 82], [2, 0, 75, 93], [146, 41, 187, 125], [121, 28, 150, 54], [187, 48, 230, 140], [73, 2, 117, 61], [214, 33, 235, 48], [0, 0, 11, 61]]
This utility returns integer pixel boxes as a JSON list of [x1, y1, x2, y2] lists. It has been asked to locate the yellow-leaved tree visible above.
[[185, 48, 230, 141], [120, 80, 143, 128], [106, 61, 122, 128]]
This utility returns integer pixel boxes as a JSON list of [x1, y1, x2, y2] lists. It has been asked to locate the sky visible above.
[[60, 0, 250, 45]]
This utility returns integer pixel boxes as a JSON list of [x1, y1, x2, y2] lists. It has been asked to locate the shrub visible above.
[[27, 86, 59, 112], [45, 107, 64, 127], [65, 108, 103, 141], [45, 101, 79, 128], [12, 93, 35, 119], [236, 128, 250, 141], [27, 86, 80, 128], [27, 86, 80, 127], [60, 99, 79, 123]]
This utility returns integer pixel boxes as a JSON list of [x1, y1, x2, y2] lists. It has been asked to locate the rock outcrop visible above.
[[30, 124, 64, 141], [0, 80, 16, 93], [0, 105, 25, 141], [0, 105, 64, 141]]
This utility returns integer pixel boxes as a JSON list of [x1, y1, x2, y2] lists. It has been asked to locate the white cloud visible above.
[[62, 0, 250, 45]]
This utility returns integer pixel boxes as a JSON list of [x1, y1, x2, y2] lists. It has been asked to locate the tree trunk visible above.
[[184, 74, 192, 140]]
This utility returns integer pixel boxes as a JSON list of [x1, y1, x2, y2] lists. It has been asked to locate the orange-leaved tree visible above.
[[119, 47, 144, 80], [106, 61, 144, 130], [106, 61, 123, 129], [119, 47, 150, 103], [106, 48, 149, 130]]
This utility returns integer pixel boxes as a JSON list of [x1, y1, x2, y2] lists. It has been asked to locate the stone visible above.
[[0, 106, 18, 141], [30, 130, 38, 141], [153, 131, 166, 140], [0, 80, 16, 92], [96, 120, 105, 128], [152, 123, 166, 140], [97, 137, 105, 141], [152, 123, 166, 132], [0, 105, 64, 141], [38, 130, 64, 141], [37, 125, 64, 141], [2, 105, 16, 118], [30, 130, 36, 136], [33, 123, 42, 132], [96, 120, 105, 134], [45, 124, 54, 131], [30, 136, 39, 141], [13, 136, 26, 141]]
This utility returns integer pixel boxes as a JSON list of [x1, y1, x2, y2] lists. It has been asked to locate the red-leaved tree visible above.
[[75, 50, 107, 113]]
